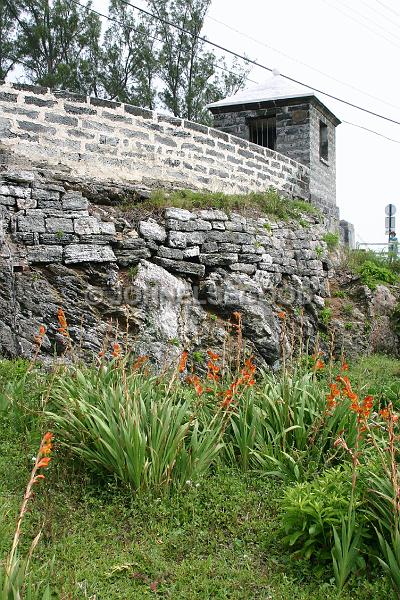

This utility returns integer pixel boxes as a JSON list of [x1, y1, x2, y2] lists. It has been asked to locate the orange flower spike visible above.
[[207, 350, 220, 362], [37, 457, 51, 469], [380, 407, 390, 420], [43, 432, 53, 442], [112, 343, 122, 358], [178, 350, 188, 373]]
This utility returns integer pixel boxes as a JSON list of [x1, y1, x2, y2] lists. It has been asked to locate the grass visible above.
[[0, 355, 398, 599], [124, 187, 321, 223]]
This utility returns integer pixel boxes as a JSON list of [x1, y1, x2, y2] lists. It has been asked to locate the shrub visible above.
[[359, 260, 398, 290]]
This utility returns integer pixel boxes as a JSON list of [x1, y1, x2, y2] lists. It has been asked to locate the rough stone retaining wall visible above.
[[0, 83, 311, 204], [0, 168, 329, 288]]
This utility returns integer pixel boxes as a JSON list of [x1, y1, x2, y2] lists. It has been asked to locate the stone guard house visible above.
[[208, 73, 341, 223]]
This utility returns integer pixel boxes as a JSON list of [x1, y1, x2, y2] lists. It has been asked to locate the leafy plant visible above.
[[282, 466, 360, 561], [331, 512, 364, 591], [376, 528, 400, 597], [320, 307, 333, 327], [359, 260, 398, 290], [48, 363, 224, 491], [323, 232, 339, 252]]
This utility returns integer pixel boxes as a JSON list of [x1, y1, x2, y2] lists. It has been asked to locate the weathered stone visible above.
[[240, 254, 262, 264], [98, 221, 116, 235], [166, 218, 212, 232], [230, 263, 256, 275], [27, 245, 63, 263], [168, 231, 187, 249], [139, 219, 167, 243], [0, 185, 31, 198], [201, 242, 218, 253], [16, 197, 36, 210], [198, 209, 228, 221], [64, 244, 116, 263], [40, 233, 79, 245], [164, 207, 194, 221], [212, 221, 225, 230], [115, 248, 151, 266], [79, 234, 116, 245], [205, 231, 255, 244], [199, 253, 238, 266], [62, 193, 89, 211], [155, 257, 205, 277], [32, 189, 60, 201], [17, 214, 45, 233], [182, 246, 200, 258], [0, 195, 16, 206], [74, 216, 100, 235], [157, 246, 184, 260], [46, 217, 75, 233]]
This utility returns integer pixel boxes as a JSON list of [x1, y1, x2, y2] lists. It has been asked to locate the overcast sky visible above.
[[92, 1, 400, 243]]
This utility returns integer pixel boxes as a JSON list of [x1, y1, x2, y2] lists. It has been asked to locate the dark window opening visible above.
[[319, 121, 328, 161], [248, 116, 276, 150]]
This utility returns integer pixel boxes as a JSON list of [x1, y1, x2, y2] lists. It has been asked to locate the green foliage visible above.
[[0, 555, 51, 600], [12, 0, 102, 93], [0, 1, 20, 80], [347, 249, 400, 290], [376, 528, 400, 597], [320, 307, 333, 326], [147, 188, 320, 221], [323, 232, 340, 251], [282, 466, 359, 561], [315, 246, 324, 258], [332, 513, 364, 591], [332, 290, 346, 298], [48, 363, 223, 491], [359, 260, 398, 290]]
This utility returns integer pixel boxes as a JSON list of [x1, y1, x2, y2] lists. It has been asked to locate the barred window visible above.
[[248, 115, 276, 150], [319, 121, 328, 161]]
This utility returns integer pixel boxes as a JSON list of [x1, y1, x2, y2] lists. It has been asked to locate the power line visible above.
[[342, 120, 400, 143], [108, 0, 400, 126], [334, 0, 400, 39], [9, 0, 400, 132], [363, 0, 400, 31], [321, 0, 400, 50], [375, 0, 400, 18], [206, 11, 400, 113]]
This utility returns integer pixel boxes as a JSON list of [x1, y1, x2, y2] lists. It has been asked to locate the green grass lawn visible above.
[[0, 356, 397, 599]]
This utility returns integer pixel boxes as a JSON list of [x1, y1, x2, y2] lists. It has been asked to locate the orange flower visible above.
[[207, 350, 220, 362], [380, 407, 390, 420], [57, 307, 69, 337], [186, 375, 203, 396], [314, 359, 325, 371], [179, 351, 188, 373], [37, 457, 51, 469], [277, 311, 286, 320], [112, 343, 122, 358], [43, 432, 53, 442], [132, 355, 149, 371]]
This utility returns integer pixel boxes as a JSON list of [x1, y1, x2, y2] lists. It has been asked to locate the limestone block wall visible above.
[[0, 169, 330, 301], [0, 83, 311, 204]]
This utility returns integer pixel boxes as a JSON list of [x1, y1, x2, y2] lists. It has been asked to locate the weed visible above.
[[320, 307, 333, 326], [323, 232, 339, 251]]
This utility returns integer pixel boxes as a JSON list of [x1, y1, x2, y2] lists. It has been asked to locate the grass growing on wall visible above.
[[140, 188, 321, 222]]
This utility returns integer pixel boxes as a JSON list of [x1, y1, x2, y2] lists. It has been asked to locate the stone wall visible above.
[[0, 82, 310, 204], [210, 98, 339, 223], [0, 166, 332, 365]]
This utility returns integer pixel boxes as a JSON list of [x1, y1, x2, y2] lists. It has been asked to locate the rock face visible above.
[[0, 165, 336, 366]]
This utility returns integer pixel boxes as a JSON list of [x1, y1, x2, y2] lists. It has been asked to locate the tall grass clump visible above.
[[48, 359, 224, 491]]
